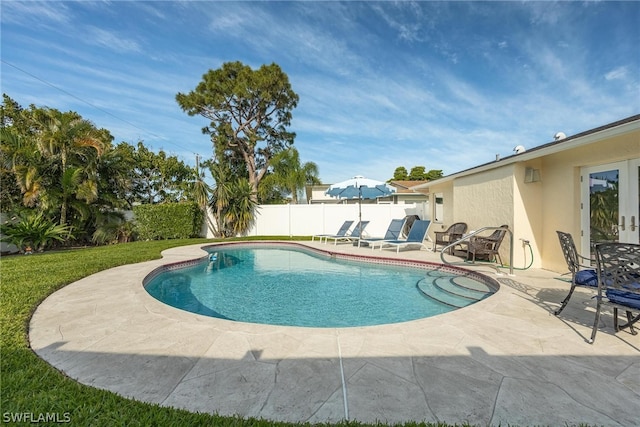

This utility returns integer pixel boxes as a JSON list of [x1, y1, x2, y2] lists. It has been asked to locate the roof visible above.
[[414, 114, 640, 190], [389, 180, 430, 194]]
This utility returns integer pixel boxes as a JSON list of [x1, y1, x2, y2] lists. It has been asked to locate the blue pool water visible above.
[[144, 245, 496, 327]]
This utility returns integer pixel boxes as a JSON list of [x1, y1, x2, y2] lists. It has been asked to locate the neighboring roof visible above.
[[414, 114, 640, 190], [389, 180, 430, 194]]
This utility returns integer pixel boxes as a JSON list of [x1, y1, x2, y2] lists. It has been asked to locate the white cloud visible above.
[[605, 66, 628, 81], [85, 27, 142, 53], [3, 0, 638, 185], [370, 1, 427, 43], [527, 2, 566, 26], [0, 1, 70, 25]]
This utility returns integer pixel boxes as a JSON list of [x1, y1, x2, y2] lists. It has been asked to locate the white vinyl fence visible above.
[[204, 202, 430, 238], [2, 202, 429, 254], [0, 213, 19, 254]]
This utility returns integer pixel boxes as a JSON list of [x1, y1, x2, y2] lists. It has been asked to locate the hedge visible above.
[[133, 202, 203, 240]]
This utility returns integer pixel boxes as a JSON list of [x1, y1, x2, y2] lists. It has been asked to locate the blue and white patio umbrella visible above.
[[326, 175, 396, 236]]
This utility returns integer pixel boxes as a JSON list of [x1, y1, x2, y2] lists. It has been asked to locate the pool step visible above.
[[416, 276, 494, 308]]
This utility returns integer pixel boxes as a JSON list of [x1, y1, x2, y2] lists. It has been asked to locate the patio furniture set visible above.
[[313, 219, 508, 262], [555, 231, 640, 343], [313, 219, 433, 253]]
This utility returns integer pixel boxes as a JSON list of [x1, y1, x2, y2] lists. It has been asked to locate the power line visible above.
[[1, 59, 205, 159]]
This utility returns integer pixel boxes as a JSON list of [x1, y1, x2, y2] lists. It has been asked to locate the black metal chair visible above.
[[433, 222, 467, 253], [554, 231, 598, 315], [589, 242, 640, 344]]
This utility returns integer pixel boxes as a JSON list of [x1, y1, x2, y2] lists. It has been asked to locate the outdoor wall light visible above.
[[524, 167, 541, 183]]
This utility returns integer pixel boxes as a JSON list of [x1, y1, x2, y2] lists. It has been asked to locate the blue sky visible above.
[[2, 1, 639, 185]]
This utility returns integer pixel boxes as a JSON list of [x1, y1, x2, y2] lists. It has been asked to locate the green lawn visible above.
[[1, 238, 463, 427]]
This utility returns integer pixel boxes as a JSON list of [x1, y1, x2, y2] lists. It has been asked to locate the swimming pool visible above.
[[144, 243, 498, 327]]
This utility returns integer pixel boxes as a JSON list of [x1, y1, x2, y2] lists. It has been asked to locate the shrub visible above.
[[133, 202, 203, 240], [0, 212, 74, 252], [91, 211, 136, 245]]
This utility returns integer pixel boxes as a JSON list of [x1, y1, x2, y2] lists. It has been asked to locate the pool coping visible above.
[[29, 241, 640, 426], [142, 241, 499, 328]]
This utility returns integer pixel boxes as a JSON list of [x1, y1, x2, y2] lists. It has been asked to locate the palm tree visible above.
[[95, 142, 136, 210], [208, 160, 256, 237], [3, 99, 138, 246], [223, 178, 256, 236], [208, 161, 233, 237], [0, 128, 45, 208], [31, 108, 111, 226], [269, 147, 320, 204], [191, 155, 214, 236]]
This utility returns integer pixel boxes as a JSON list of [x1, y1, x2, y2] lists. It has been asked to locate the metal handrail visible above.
[[440, 226, 514, 276]]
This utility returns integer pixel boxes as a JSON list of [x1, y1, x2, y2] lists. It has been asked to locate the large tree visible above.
[[176, 61, 299, 202], [424, 169, 444, 181], [390, 166, 443, 181], [408, 166, 427, 181], [126, 141, 195, 204], [391, 166, 408, 181]]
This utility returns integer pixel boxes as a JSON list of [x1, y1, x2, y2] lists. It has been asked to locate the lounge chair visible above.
[[554, 231, 598, 315], [375, 220, 432, 253], [589, 242, 640, 344], [325, 221, 369, 245], [312, 220, 354, 243], [464, 225, 509, 264], [433, 222, 468, 253], [358, 218, 405, 248]]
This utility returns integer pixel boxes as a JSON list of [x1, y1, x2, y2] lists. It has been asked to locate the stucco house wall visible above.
[[455, 165, 515, 232], [538, 129, 640, 272], [427, 162, 545, 268], [513, 160, 544, 269], [416, 115, 640, 273]]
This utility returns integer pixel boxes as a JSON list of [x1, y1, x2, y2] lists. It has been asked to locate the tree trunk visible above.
[[244, 152, 259, 203], [60, 149, 67, 226], [60, 201, 67, 227]]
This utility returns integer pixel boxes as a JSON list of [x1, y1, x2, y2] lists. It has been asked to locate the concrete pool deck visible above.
[[29, 241, 640, 426]]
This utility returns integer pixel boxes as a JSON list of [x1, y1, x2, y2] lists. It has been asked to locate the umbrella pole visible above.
[[358, 186, 362, 237]]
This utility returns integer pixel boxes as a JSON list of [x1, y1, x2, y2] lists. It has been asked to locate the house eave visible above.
[[414, 114, 640, 190]]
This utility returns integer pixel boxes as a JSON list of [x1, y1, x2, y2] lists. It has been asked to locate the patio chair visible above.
[[466, 225, 508, 264], [375, 220, 432, 253], [554, 231, 598, 315], [358, 218, 405, 248], [312, 220, 354, 243], [325, 221, 369, 245], [589, 242, 640, 344], [432, 222, 468, 253]]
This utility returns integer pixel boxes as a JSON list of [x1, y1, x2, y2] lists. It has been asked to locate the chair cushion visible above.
[[606, 287, 640, 310], [575, 269, 598, 287]]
